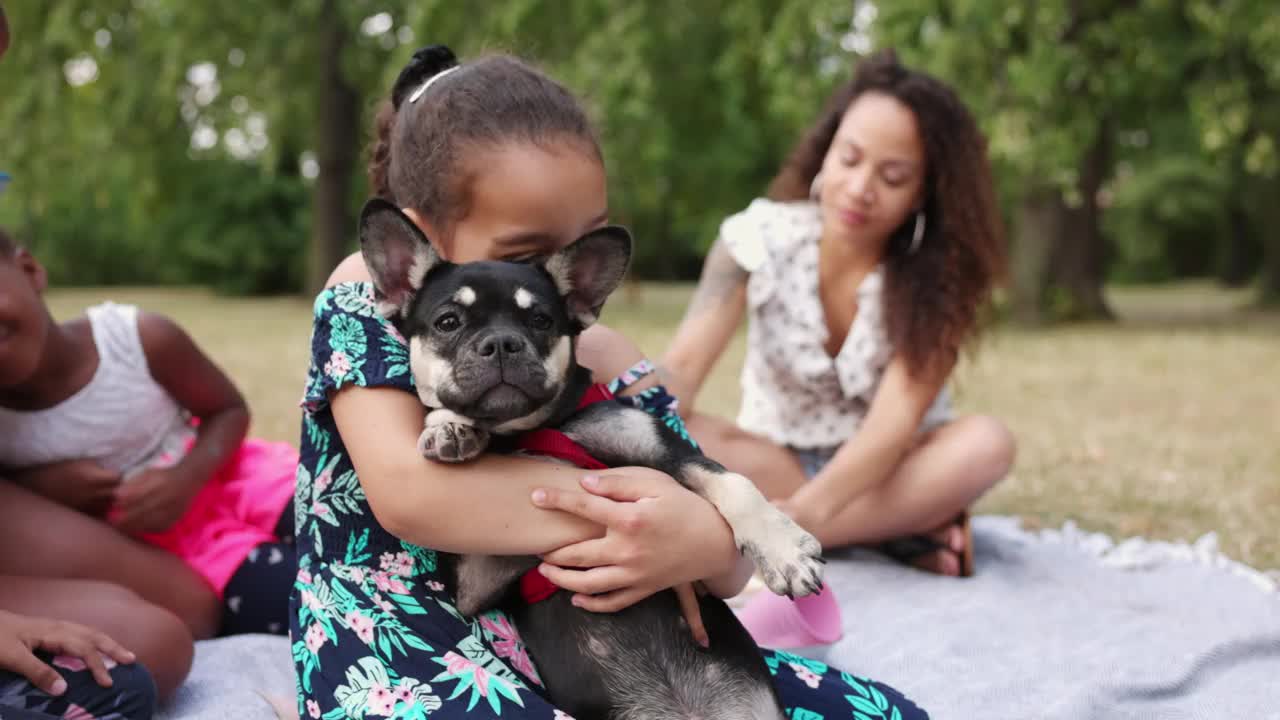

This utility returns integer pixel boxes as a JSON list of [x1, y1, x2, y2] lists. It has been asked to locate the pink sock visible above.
[[733, 583, 843, 649]]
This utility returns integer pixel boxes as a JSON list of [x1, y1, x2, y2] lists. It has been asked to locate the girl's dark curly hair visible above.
[[768, 49, 1006, 379], [366, 45, 599, 228]]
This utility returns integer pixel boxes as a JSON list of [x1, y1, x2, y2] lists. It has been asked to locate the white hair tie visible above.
[[408, 66, 460, 104]]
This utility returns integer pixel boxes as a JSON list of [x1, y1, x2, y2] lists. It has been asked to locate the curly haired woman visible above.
[[663, 50, 1016, 578]]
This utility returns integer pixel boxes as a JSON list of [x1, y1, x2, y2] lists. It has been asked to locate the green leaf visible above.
[[404, 634, 434, 652], [847, 694, 886, 717], [870, 684, 889, 711], [842, 672, 872, 698]]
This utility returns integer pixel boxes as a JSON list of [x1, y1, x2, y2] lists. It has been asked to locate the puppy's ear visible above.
[[542, 225, 632, 331], [359, 198, 444, 318]]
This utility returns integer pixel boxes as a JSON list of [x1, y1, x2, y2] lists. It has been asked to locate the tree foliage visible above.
[[1, 0, 1276, 313]]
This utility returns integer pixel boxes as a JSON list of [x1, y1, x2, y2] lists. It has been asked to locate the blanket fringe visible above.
[[987, 516, 1279, 594]]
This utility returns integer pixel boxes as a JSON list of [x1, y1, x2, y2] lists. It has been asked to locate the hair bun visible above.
[[391, 45, 459, 109]]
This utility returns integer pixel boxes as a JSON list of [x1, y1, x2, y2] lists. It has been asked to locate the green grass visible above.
[[45, 281, 1280, 573]]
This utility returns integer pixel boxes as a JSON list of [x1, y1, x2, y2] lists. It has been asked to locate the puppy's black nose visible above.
[[477, 332, 526, 359]]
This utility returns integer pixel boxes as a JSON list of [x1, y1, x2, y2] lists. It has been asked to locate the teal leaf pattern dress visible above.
[[291, 282, 929, 719]]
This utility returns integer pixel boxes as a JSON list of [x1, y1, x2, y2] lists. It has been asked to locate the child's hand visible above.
[[11, 460, 122, 516], [110, 466, 202, 535], [0, 609, 137, 694], [530, 470, 741, 613]]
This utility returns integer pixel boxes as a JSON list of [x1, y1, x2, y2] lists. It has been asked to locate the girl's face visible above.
[[414, 140, 609, 264], [0, 251, 51, 388], [817, 91, 926, 250]]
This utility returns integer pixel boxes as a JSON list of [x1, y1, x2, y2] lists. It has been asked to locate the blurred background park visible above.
[[2, 1, 1277, 572]]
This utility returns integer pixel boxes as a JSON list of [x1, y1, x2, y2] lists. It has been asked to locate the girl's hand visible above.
[[0, 609, 136, 694], [110, 466, 202, 534], [531, 470, 739, 612], [11, 460, 122, 516]]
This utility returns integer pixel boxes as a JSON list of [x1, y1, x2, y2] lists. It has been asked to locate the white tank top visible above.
[[0, 302, 195, 478]]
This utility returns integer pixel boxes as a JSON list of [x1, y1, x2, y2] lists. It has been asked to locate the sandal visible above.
[[877, 511, 974, 577]]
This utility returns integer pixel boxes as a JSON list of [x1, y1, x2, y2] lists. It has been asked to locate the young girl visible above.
[[0, 229, 298, 637], [292, 44, 930, 719], [662, 50, 1016, 576]]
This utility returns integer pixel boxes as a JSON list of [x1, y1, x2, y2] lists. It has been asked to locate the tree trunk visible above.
[[307, 0, 360, 297], [1052, 120, 1115, 321], [1010, 188, 1067, 326], [1257, 177, 1280, 306], [1218, 202, 1257, 287]]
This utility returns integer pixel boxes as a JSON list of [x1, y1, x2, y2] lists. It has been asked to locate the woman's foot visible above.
[[876, 512, 973, 577]]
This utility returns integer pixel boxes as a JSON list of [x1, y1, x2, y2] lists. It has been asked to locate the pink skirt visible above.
[[136, 438, 297, 596]]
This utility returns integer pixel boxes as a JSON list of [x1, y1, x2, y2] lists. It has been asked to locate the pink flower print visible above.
[[373, 571, 409, 595], [345, 611, 376, 645], [306, 699, 322, 719], [554, 711, 576, 720], [314, 468, 332, 492], [385, 324, 408, 346], [395, 551, 415, 574], [479, 613, 539, 681], [393, 684, 415, 704], [62, 704, 94, 720], [301, 589, 323, 612], [51, 655, 115, 673], [52, 656, 86, 672], [324, 350, 352, 380], [372, 593, 396, 613], [441, 651, 490, 697], [365, 684, 396, 716], [379, 551, 414, 575], [311, 502, 329, 518], [426, 580, 445, 592], [788, 663, 821, 689], [305, 623, 327, 653], [296, 568, 313, 585], [348, 567, 366, 584]]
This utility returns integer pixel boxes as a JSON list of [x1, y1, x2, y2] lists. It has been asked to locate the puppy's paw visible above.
[[741, 511, 825, 599], [419, 410, 489, 462], [418, 422, 489, 462]]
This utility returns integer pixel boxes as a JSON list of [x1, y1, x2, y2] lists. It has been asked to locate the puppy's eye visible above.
[[529, 312, 553, 331], [434, 313, 461, 332]]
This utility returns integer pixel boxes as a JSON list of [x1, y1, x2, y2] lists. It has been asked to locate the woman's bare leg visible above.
[[0, 576, 194, 701], [685, 412, 808, 499], [685, 413, 1016, 574], [0, 480, 221, 639]]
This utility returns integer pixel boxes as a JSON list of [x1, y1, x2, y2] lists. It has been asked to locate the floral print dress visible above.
[[290, 282, 929, 720]]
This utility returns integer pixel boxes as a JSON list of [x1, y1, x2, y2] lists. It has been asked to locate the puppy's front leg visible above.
[[559, 404, 824, 598], [419, 409, 491, 463], [678, 459, 824, 598]]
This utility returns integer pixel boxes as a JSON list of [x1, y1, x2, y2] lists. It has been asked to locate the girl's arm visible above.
[[783, 355, 952, 530], [660, 238, 748, 411], [137, 312, 250, 482], [111, 312, 250, 533]]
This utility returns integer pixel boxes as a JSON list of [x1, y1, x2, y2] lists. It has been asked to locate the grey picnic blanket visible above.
[[158, 516, 1280, 720]]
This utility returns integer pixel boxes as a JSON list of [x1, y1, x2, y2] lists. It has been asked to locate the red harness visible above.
[[513, 383, 615, 603]]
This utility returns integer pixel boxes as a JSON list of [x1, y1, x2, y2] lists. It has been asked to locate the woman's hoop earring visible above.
[[909, 211, 926, 254], [809, 173, 824, 202]]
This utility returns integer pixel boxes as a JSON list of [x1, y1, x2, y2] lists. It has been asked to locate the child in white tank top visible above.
[[0, 241, 298, 637]]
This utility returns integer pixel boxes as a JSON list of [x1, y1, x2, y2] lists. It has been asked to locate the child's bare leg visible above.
[[0, 576, 194, 701], [0, 480, 221, 639]]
